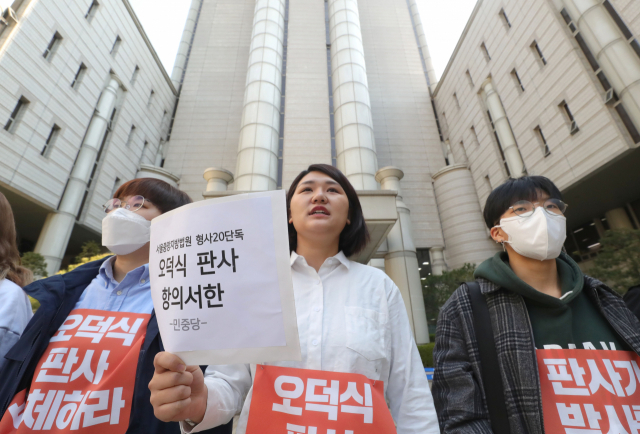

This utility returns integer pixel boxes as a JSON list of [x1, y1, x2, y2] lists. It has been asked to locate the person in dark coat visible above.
[[0, 178, 232, 434]]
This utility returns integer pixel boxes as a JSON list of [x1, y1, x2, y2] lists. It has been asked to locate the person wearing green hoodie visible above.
[[432, 176, 640, 433]]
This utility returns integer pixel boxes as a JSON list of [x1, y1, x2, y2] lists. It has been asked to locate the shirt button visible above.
[[140, 279, 146, 284], [312, 339, 319, 346], [116, 291, 123, 296], [314, 306, 321, 312]]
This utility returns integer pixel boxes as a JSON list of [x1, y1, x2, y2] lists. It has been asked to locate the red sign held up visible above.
[[537, 349, 640, 433], [246, 365, 397, 434]]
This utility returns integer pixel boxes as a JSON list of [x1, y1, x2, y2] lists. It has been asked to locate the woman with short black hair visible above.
[[432, 176, 640, 433], [149, 164, 440, 434]]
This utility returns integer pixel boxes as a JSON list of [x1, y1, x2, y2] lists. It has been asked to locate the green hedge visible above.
[[417, 343, 435, 368]]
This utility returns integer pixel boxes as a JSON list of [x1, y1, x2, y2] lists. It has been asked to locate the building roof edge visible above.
[[121, 0, 178, 96], [432, 0, 483, 97]]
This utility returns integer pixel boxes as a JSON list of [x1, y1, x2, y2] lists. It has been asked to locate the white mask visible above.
[[102, 208, 151, 255], [496, 206, 567, 261]]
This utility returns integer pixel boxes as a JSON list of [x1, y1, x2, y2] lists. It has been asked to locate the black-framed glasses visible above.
[[509, 199, 568, 218], [102, 195, 150, 214]]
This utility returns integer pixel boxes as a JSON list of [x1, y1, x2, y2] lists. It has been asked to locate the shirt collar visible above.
[[99, 256, 150, 285], [99, 256, 117, 283], [290, 251, 351, 270]]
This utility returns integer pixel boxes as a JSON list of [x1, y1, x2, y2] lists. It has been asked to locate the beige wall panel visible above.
[[0, 0, 177, 233], [165, 0, 255, 199], [282, 0, 331, 188], [359, 0, 445, 248], [434, 0, 632, 210]]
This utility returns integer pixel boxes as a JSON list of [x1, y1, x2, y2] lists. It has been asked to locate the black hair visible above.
[[114, 178, 192, 214], [287, 164, 369, 257], [483, 176, 563, 228]]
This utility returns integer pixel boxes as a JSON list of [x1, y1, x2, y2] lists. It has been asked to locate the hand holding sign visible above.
[[149, 352, 207, 424]]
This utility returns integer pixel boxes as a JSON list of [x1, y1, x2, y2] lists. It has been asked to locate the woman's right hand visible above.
[[149, 352, 208, 424]]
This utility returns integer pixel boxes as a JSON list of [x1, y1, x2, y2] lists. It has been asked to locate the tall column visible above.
[[377, 167, 430, 344], [35, 77, 121, 275], [605, 207, 634, 230], [170, 0, 202, 90], [433, 164, 500, 269], [561, 0, 640, 132], [329, 0, 378, 190], [429, 247, 446, 275], [204, 168, 234, 193], [480, 78, 526, 178], [234, 0, 286, 192], [407, 0, 438, 91]]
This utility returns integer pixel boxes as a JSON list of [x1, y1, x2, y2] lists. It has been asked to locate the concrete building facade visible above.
[[3, 0, 640, 340], [432, 0, 640, 267], [0, 0, 177, 274]]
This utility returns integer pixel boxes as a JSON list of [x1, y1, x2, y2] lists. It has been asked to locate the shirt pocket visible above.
[[344, 306, 387, 361]]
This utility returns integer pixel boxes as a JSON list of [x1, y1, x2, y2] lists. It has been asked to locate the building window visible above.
[[459, 140, 468, 162], [466, 70, 474, 87], [126, 125, 136, 146], [148, 90, 155, 107], [511, 68, 525, 92], [500, 8, 511, 29], [485, 175, 492, 191], [432, 100, 444, 141], [140, 140, 149, 164], [85, 0, 99, 22], [111, 35, 122, 56], [471, 125, 480, 146], [416, 248, 433, 279], [43, 32, 63, 61], [453, 93, 460, 109], [111, 177, 121, 197], [3, 96, 29, 133], [481, 42, 491, 62], [487, 110, 511, 176], [560, 101, 579, 135], [71, 63, 87, 89], [130, 65, 139, 85], [41, 124, 61, 157], [534, 126, 550, 157], [531, 40, 547, 66]]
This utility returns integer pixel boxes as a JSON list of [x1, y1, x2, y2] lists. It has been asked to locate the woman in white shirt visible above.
[[149, 164, 440, 433], [0, 192, 33, 371]]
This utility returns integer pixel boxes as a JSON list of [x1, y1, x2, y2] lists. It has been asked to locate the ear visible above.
[[490, 226, 506, 244]]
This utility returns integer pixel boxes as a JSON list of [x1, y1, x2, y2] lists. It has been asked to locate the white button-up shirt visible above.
[[186, 251, 439, 434]]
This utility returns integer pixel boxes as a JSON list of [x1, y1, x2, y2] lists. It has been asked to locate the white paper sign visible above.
[[149, 190, 301, 366]]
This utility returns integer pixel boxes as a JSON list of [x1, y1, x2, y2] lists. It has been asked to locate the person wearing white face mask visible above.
[[432, 176, 640, 434], [0, 179, 234, 434]]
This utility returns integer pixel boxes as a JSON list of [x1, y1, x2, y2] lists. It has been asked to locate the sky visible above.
[[129, 0, 478, 83]]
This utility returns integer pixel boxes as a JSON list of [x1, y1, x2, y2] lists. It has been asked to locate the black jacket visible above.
[[624, 284, 640, 322], [433, 276, 640, 433], [0, 258, 232, 434]]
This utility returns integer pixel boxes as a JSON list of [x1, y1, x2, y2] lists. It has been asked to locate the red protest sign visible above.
[[0, 309, 150, 434], [537, 349, 640, 433], [246, 364, 397, 434]]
